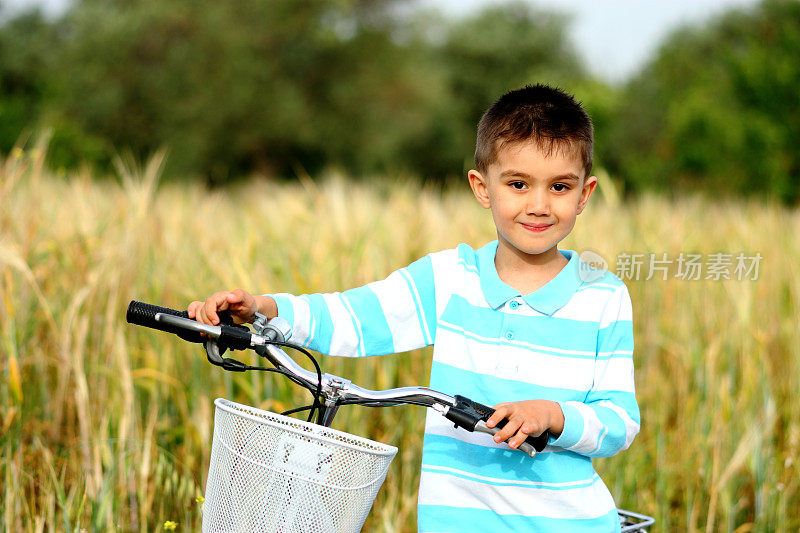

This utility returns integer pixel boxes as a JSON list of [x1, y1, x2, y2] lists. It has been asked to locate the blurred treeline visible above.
[[1, 0, 798, 200]]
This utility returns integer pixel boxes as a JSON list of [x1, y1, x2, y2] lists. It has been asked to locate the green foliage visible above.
[[608, 0, 800, 202], [0, 0, 584, 182], [0, 0, 798, 201], [50, 0, 435, 181], [0, 10, 54, 150]]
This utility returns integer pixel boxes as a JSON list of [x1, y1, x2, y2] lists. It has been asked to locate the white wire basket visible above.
[[202, 398, 398, 533]]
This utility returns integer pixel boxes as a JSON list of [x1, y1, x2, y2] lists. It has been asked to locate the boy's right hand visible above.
[[188, 289, 260, 326]]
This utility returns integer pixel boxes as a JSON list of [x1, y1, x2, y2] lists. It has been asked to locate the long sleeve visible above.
[[269, 254, 437, 357], [549, 284, 641, 457]]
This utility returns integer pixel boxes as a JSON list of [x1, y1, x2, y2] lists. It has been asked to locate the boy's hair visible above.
[[475, 84, 593, 178]]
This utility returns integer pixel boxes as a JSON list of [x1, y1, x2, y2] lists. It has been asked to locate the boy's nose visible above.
[[526, 189, 550, 216]]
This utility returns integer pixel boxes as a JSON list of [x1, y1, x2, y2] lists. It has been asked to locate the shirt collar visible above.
[[477, 240, 582, 316]]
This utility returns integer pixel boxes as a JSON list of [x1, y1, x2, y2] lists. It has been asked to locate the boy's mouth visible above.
[[520, 222, 553, 233]]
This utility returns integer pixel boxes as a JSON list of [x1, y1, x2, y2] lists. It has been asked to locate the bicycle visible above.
[[127, 300, 655, 532]]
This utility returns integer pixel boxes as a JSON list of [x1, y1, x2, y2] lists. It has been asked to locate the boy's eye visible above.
[[510, 181, 527, 190], [551, 183, 570, 192]]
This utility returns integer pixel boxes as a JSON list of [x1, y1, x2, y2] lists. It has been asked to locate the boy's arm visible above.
[[488, 285, 640, 457], [549, 285, 640, 457], [268, 254, 437, 357]]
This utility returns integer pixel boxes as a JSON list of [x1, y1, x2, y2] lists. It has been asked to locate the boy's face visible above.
[[468, 141, 597, 265]]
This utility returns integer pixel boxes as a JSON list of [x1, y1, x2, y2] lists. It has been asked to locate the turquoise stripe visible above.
[[418, 505, 621, 533], [440, 295, 627, 354], [422, 434, 594, 485], [597, 321, 634, 353], [270, 294, 295, 331], [585, 390, 640, 424], [429, 362, 588, 405], [457, 243, 479, 269], [550, 402, 585, 449], [341, 284, 395, 355], [437, 320, 614, 361], [303, 294, 332, 353], [405, 255, 438, 342], [590, 405, 631, 457]]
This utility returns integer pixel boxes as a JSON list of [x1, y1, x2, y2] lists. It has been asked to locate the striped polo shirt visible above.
[[270, 241, 640, 532]]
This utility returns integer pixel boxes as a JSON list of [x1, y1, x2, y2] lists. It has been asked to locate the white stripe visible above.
[[593, 357, 636, 392], [433, 327, 596, 392], [600, 288, 633, 328], [559, 288, 632, 323], [368, 272, 426, 352], [599, 350, 633, 356], [567, 402, 607, 454], [456, 257, 479, 274], [308, 311, 316, 347], [339, 293, 365, 357], [290, 295, 313, 347], [434, 328, 596, 391], [318, 293, 358, 356], [399, 268, 432, 344], [417, 469, 616, 520], [591, 426, 609, 455], [430, 249, 484, 317], [421, 464, 597, 489]]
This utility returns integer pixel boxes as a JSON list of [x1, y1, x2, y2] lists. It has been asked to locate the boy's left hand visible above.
[[486, 400, 565, 449]]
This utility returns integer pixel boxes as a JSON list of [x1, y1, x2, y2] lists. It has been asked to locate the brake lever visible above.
[[151, 311, 249, 368], [474, 420, 537, 458], [434, 395, 548, 458]]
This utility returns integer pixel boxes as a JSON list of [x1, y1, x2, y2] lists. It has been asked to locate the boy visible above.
[[189, 84, 640, 532]]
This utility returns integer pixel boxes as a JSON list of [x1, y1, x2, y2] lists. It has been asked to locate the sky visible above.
[[420, 0, 762, 81], [4, 0, 763, 82]]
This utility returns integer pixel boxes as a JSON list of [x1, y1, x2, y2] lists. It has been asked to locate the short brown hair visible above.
[[474, 84, 593, 177]]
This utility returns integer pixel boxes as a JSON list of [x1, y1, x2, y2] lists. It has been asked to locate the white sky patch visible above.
[[416, 0, 762, 82]]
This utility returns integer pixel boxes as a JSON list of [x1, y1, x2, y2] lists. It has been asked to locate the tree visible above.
[[431, 1, 589, 177], [39, 0, 446, 182], [0, 1, 602, 184], [606, 0, 800, 202], [0, 10, 54, 151]]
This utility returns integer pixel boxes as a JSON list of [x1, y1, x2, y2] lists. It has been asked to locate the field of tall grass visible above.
[[1, 143, 799, 532]]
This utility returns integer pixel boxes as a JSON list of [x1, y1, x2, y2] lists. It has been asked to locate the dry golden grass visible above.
[[1, 144, 798, 531]]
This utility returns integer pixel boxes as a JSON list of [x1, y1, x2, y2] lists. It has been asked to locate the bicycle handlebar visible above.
[[127, 300, 206, 343], [126, 300, 550, 456]]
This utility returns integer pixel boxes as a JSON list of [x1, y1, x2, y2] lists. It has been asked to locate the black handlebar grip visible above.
[[452, 395, 550, 452], [126, 300, 205, 343]]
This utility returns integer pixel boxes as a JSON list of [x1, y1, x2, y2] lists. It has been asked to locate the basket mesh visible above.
[[203, 398, 397, 533]]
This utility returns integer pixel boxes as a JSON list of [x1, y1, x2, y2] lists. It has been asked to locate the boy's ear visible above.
[[468, 169, 491, 209], [577, 175, 598, 214]]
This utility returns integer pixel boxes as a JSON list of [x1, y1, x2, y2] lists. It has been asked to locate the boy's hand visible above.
[[486, 400, 565, 450], [188, 289, 271, 325]]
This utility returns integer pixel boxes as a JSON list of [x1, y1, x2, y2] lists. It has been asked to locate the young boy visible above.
[[189, 84, 640, 532]]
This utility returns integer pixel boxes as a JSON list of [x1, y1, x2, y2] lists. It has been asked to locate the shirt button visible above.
[[509, 301, 519, 310], [505, 330, 514, 340]]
